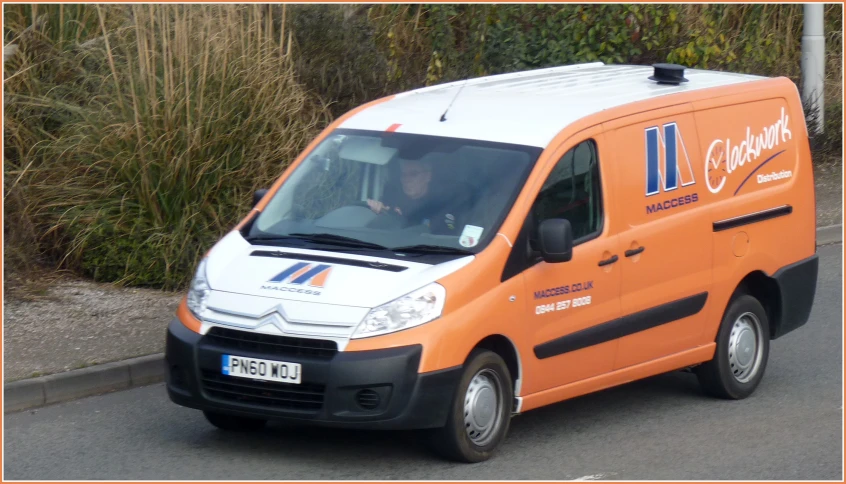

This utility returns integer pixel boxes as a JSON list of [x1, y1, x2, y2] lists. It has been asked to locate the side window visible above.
[[531, 139, 603, 241]]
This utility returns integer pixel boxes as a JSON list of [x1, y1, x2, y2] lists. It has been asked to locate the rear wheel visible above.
[[696, 294, 770, 399], [429, 349, 513, 463], [203, 410, 267, 432]]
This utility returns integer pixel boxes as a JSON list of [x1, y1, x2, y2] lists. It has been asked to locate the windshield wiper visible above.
[[289, 233, 388, 250], [390, 244, 475, 256], [248, 233, 388, 250]]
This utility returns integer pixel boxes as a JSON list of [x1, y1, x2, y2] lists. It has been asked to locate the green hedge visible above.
[[4, 5, 329, 289]]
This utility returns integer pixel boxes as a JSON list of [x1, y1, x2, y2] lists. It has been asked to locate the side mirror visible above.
[[538, 219, 573, 263], [253, 188, 268, 208]]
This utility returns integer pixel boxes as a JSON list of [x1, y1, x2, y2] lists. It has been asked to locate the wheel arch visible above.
[[733, 270, 782, 339], [470, 334, 523, 397]]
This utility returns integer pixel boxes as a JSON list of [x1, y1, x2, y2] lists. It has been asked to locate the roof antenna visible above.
[[439, 80, 469, 122]]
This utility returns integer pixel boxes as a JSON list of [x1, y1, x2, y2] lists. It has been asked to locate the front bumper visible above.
[[165, 319, 461, 429]]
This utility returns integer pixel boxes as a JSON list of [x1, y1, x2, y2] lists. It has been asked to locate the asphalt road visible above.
[[4, 244, 842, 480]]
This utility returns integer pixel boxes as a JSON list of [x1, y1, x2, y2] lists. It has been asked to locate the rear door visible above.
[[606, 104, 714, 370]]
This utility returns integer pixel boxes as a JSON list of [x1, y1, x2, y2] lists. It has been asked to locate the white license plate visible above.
[[221, 355, 302, 384]]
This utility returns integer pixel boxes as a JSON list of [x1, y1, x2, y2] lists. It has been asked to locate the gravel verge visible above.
[[4, 280, 182, 382]]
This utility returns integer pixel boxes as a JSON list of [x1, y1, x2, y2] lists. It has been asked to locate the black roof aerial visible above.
[[649, 63, 689, 85]]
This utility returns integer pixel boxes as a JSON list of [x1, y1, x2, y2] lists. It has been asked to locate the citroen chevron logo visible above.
[[258, 314, 288, 334], [268, 262, 332, 288]]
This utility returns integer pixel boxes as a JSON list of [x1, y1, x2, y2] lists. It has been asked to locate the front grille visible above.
[[201, 370, 325, 412], [203, 327, 338, 360]]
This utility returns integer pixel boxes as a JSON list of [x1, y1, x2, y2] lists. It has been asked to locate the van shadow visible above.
[[170, 370, 707, 466]]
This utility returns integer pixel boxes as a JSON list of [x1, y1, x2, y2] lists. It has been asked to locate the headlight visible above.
[[352, 283, 446, 338], [186, 258, 210, 320]]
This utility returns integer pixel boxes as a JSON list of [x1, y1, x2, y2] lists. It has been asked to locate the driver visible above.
[[367, 158, 467, 234]]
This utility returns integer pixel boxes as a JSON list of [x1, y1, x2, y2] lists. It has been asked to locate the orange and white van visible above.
[[166, 63, 818, 462]]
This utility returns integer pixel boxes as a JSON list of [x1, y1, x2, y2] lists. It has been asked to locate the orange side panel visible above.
[[693, 87, 816, 344], [606, 105, 714, 370], [521, 343, 715, 413]]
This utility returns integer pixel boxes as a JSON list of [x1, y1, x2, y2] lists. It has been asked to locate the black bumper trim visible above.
[[771, 253, 819, 339], [165, 319, 461, 430]]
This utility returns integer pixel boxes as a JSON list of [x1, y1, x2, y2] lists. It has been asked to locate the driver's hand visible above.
[[367, 199, 388, 214]]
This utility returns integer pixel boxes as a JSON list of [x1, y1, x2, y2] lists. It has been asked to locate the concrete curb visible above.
[[3, 225, 842, 413], [4, 354, 164, 413], [816, 223, 843, 246]]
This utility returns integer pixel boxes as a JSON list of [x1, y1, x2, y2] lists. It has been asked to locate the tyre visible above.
[[429, 349, 514, 463], [203, 410, 267, 432], [696, 294, 770, 399]]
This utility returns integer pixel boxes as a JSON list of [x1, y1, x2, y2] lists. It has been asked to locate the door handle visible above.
[[598, 255, 618, 267], [625, 246, 645, 257]]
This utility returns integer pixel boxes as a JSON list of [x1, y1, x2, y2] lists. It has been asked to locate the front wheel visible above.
[[696, 294, 770, 399], [429, 349, 513, 463]]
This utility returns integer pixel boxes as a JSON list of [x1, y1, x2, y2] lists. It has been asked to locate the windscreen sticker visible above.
[[459, 225, 484, 248]]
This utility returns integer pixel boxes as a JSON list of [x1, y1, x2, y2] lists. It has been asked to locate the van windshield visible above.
[[247, 129, 542, 258]]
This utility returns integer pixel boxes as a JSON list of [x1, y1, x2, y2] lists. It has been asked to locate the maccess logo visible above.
[[268, 262, 333, 288], [643, 123, 700, 215], [645, 122, 697, 196]]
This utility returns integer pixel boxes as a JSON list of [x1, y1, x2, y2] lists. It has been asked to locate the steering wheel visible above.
[[358, 201, 409, 229]]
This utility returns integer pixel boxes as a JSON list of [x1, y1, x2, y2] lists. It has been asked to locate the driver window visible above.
[[530, 139, 603, 242]]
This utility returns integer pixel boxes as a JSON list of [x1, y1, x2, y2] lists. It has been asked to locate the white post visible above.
[[801, 4, 825, 134]]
